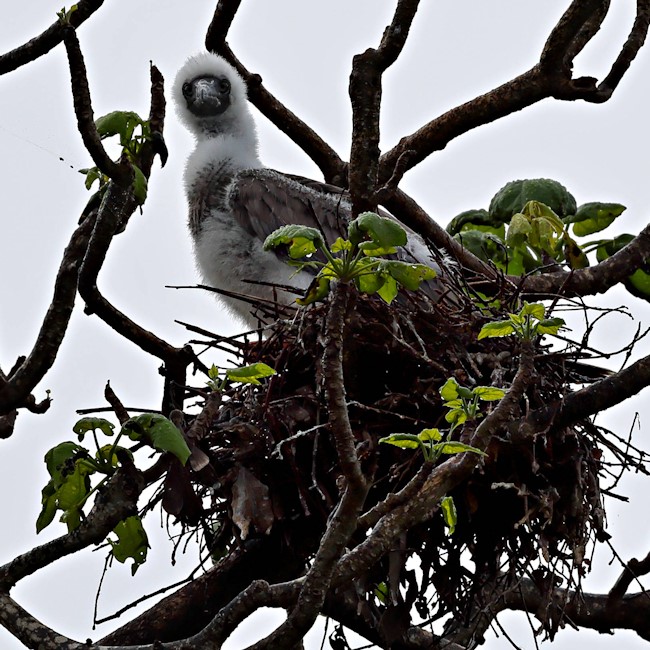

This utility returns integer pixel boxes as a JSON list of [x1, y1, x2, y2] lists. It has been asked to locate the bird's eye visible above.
[[182, 82, 192, 97], [220, 79, 231, 93]]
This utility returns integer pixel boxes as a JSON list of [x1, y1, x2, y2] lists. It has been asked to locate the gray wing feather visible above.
[[228, 169, 351, 246]]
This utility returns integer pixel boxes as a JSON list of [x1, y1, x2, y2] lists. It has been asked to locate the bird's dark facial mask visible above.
[[183, 75, 231, 117]]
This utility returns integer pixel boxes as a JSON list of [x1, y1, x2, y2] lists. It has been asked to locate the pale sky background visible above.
[[1, 1, 650, 648]]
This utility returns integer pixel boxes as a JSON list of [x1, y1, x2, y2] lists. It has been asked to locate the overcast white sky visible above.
[[1, 2, 650, 648]]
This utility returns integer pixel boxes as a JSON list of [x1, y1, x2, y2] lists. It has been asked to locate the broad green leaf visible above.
[[132, 164, 148, 205], [563, 235, 589, 269], [446, 209, 493, 236], [477, 320, 515, 340], [444, 409, 467, 426], [457, 386, 473, 400], [208, 364, 220, 380], [226, 363, 276, 385], [263, 225, 324, 259], [380, 260, 437, 291], [331, 237, 352, 253], [45, 442, 83, 484], [473, 386, 506, 401], [506, 213, 532, 247], [95, 111, 144, 140], [418, 428, 442, 442], [454, 230, 504, 265], [571, 202, 626, 237], [96, 445, 121, 468], [536, 317, 565, 335], [436, 442, 487, 456], [627, 268, 650, 300], [519, 302, 545, 320], [355, 269, 384, 296], [595, 234, 634, 263], [110, 515, 149, 575], [81, 167, 102, 190], [73, 417, 115, 440], [489, 178, 577, 222], [349, 212, 407, 254], [440, 496, 457, 535], [376, 275, 399, 304], [522, 201, 564, 228], [296, 275, 331, 305], [122, 414, 191, 465], [439, 378, 460, 402], [378, 434, 420, 450], [36, 482, 58, 533], [374, 581, 389, 604]]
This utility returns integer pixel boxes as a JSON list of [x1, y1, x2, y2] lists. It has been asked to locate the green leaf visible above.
[[418, 428, 442, 442], [378, 434, 421, 450], [472, 386, 506, 401], [454, 230, 504, 264], [95, 111, 144, 140], [376, 275, 399, 304], [208, 364, 220, 380], [73, 417, 115, 440], [536, 317, 565, 335], [439, 378, 460, 402], [296, 275, 331, 305], [440, 496, 457, 535], [331, 237, 353, 253], [519, 302, 545, 320], [446, 209, 493, 236], [563, 235, 590, 269], [122, 414, 191, 465], [349, 212, 407, 255], [131, 164, 148, 205], [81, 166, 102, 190], [571, 202, 626, 237], [489, 178, 577, 222], [263, 224, 324, 259], [436, 442, 487, 456], [110, 515, 149, 575], [477, 320, 515, 340], [374, 581, 389, 604], [226, 363, 276, 385], [44, 442, 83, 484], [380, 260, 437, 291], [506, 213, 532, 247], [444, 409, 467, 426], [36, 482, 58, 533]]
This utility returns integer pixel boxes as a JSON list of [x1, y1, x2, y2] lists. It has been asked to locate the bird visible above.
[[173, 51, 446, 328]]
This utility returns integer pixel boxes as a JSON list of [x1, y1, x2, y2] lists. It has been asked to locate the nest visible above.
[[173, 270, 626, 638]]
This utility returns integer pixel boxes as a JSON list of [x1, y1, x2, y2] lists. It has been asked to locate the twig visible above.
[[0, 0, 105, 76]]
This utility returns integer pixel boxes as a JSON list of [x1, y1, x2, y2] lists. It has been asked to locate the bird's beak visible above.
[[193, 79, 221, 108]]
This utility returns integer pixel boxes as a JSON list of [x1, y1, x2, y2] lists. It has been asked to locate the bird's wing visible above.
[[228, 168, 351, 246]]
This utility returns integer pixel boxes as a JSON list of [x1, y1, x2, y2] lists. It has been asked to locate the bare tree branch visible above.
[[62, 24, 130, 184], [348, 0, 421, 213], [0, 0, 104, 76], [205, 1, 346, 185], [0, 215, 94, 415]]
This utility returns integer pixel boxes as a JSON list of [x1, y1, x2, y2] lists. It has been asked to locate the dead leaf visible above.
[[231, 465, 274, 539]]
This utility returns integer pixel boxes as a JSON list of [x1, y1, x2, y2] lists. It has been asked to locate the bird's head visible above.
[[173, 52, 255, 141]]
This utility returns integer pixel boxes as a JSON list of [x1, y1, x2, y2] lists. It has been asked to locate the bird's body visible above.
[[174, 52, 442, 327]]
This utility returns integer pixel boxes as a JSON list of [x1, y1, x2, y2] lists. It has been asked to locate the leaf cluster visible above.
[[478, 301, 564, 342], [263, 212, 436, 305], [37, 413, 190, 574], [447, 178, 650, 301], [80, 111, 152, 205]]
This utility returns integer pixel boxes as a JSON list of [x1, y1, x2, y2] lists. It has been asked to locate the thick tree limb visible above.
[[62, 25, 129, 183]]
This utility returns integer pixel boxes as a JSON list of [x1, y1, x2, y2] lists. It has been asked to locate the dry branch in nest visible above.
[[171, 266, 642, 642]]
